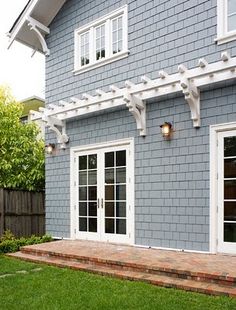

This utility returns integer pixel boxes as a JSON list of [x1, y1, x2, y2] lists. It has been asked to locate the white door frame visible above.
[[70, 138, 135, 245], [210, 121, 236, 253]]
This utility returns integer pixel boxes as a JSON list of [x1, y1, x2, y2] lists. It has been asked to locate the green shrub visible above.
[[0, 234, 52, 254], [0, 229, 15, 242]]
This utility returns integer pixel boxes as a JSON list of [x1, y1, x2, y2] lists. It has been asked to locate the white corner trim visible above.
[[73, 50, 129, 75], [209, 121, 236, 253]]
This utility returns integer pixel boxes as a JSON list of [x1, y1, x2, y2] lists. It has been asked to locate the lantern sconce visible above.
[[160, 122, 173, 139], [45, 143, 55, 155]]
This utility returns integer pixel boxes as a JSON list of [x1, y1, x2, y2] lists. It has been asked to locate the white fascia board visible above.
[[8, 0, 38, 47]]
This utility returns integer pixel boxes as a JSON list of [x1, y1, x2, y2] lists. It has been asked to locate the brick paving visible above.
[[9, 240, 236, 297]]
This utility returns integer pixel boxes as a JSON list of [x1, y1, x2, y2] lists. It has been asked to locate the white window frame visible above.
[[74, 5, 128, 75], [216, 0, 236, 44], [210, 121, 236, 254], [70, 138, 135, 245]]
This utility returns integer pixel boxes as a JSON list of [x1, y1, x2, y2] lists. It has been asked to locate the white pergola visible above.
[[30, 51, 236, 148]]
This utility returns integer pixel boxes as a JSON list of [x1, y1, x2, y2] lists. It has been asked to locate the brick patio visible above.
[[9, 240, 236, 297]]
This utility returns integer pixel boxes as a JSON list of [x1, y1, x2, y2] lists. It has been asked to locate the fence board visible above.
[[0, 189, 4, 235], [0, 189, 45, 238]]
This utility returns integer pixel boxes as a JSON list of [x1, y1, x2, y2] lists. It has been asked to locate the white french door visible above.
[[217, 130, 236, 254], [71, 140, 134, 244]]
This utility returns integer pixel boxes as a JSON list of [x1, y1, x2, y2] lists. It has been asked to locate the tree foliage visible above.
[[0, 86, 45, 190]]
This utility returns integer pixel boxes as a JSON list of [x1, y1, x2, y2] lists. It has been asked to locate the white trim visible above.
[[20, 95, 45, 103], [216, 0, 236, 44], [75, 6, 127, 36], [70, 138, 135, 245], [73, 51, 129, 75], [74, 5, 128, 74], [210, 121, 236, 254]]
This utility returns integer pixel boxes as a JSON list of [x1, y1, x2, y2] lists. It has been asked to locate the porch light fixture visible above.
[[160, 122, 173, 138], [45, 143, 55, 154]]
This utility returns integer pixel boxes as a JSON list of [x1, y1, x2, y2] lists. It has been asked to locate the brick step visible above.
[[8, 251, 236, 298], [20, 246, 236, 287]]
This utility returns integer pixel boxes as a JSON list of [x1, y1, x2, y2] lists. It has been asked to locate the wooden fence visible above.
[[0, 188, 45, 238]]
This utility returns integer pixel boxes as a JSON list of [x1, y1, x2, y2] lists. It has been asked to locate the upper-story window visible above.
[[216, 0, 236, 44], [74, 6, 128, 74]]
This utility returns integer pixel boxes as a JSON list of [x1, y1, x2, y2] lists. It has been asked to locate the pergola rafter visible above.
[[30, 51, 236, 146]]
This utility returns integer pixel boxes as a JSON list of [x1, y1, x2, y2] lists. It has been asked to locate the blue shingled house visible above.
[[8, 0, 236, 255]]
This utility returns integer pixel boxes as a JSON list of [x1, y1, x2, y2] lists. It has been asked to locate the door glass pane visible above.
[[105, 169, 114, 184], [116, 150, 126, 166], [88, 170, 97, 185], [105, 185, 114, 200], [105, 152, 114, 167], [79, 202, 87, 216], [104, 150, 127, 236], [116, 185, 126, 200], [89, 186, 97, 200], [79, 156, 87, 170], [89, 154, 97, 169], [224, 136, 236, 157], [116, 167, 126, 183], [105, 219, 114, 233], [78, 154, 97, 233], [89, 202, 97, 216], [79, 218, 87, 231], [79, 171, 87, 185], [116, 202, 126, 217], [224, 223, 236, 242], [105, 202, 114, 217], [79, 187, 87, 200], [89, 218, 97, 232], [224, 180, 236, 199], [224, 202, 236, 221], [224, 158, 236, 178], [116, 219, 126, 234]]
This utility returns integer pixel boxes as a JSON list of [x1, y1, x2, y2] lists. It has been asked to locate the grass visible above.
[[0, 256, 235, 310]]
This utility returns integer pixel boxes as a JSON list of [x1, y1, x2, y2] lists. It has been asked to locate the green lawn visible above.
[[0, 256, 235, 310]]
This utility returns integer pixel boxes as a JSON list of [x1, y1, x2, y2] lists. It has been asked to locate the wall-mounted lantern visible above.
[[45, 143, 55, 155], [160, 122, 173, 138]]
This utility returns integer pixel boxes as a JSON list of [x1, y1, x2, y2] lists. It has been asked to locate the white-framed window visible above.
[[216, 0, 236, 44], [74, 5, 128, 74]]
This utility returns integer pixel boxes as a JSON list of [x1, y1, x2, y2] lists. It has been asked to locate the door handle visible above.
[[101, 198, 104, 209], [97, 198, 100, 208]]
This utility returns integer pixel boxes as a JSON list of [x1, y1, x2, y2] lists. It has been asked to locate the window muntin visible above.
[[95, 24, 106, 61], [112, 16, 123, 54], [80, 32, 90, 67], [74, 6, 128, 73], [228, 0, 236, 32]]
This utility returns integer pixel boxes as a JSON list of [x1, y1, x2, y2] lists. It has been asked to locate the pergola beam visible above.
[[31, 51, 236, 144]]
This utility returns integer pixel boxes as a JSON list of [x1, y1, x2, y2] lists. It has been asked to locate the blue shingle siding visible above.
[[45, 0, 236, 251]]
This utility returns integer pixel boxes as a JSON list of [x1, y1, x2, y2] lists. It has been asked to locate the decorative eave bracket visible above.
[[178, 65, 200, 127], [123, 90, 146, 136], [30, 110, 69, 148], [26, 16, 50, 56]]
